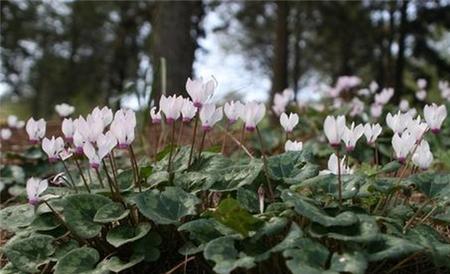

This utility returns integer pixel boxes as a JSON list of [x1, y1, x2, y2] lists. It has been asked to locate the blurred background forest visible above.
[[1, 0, 449, 118]]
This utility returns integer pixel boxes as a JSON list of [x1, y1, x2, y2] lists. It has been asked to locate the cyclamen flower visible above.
[[199, 104, 223, 131], [386, 111, 412, 134], [423, 104, 447, 134], [412, 140, 433, 170], [241, 102, 266, 131], [224, 101, 244, 124], [370, 103, 383, 118], [280, 112, 299, 133], [363, 123, 382, 145], [320, 153, 353, 175], [342, 122, 364, 152], [62, 118, 75, 142], [375, 88, 394, 105], [186, 77, 216, 108], [91, 106, 113, 128], [55, 103, 75, 117], [438, 80, 450, 101], [350, 98, 364, 117], [1, 128, 12, 140], [285, 140, 303, 152], [7, 115, 25, 129], [392, 132, 415, 164], [26, 118, 46, 144], [181, 99, 197, 122], [272, 89, 294, 116], [399, 99, 410, 112], [406, 116, 428, 142], [160, 95, 184, 123], [323, 115, 346, 148], [42, 136, 65, 163], [26, 177, 48, 205], [83, 132, 117, 169], [416, 90, 427, 101], [73, 131, 85, 155], [76, 116, 103, 143], [110, 109, 136, 149], [150, 107, 162, 124], [417, 78, 427, 89]]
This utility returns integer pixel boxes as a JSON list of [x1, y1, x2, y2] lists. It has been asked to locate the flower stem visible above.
[[256, 126, 274, 200], [129, 145, 141, 191], [197, 130, 207, 160], [188, 113, 199, 166], [221, 123, 230, 154], [102, 159, 117, 198], [61, 159, 77, 193], [74, 157, 90, 193], [168, 120, 176, 181], [95, 168, 104, 188], [336, 148, 343, 208]]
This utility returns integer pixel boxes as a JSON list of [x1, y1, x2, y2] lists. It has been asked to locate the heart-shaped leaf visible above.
[[63, 194, 113, 239], [94, 203, 129, 223], [0, 204, 35, 232], [106, 222, 151, 248], [30, 213, 60, 231], [54, 247, 103, 274], [135, 187, 200, 225], [100, 254, 145, 273], [281, 190, 358, 227], [329, 251, 367, 274], [132, 231, 162, 262], [407, 173, 450, 201], [367, 235, 423, 261], [268, 151, 318, 183], [4, 235, 55, 273]]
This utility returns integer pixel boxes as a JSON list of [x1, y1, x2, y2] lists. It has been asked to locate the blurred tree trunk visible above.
[[150, 1, 204, 102], [394, 0, 408, 102], [270, 0, 289, 102], [291, 6, 302, 101], [386, 2, 396, 86]]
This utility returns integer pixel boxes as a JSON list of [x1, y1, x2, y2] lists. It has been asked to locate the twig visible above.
[[188, 114, 199, 166], [218, 125, 254, 158], [165, 256, 195, 274]]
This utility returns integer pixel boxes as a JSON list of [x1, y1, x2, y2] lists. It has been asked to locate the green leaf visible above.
[[281, 190, 358, 227], [178, 219, 225, 243], [4, 235, 55, 273], [329, 251, 368, 274], [310, 214, 380, 243], [237, 187, 259, 213], [135, 187, 200, 225], [54, 247, 103, 274], [63, 194, 113, 239], [367, 235, 423, 261], [94, 203, 129, 223], [132, 231, 162, 262], [0, 263, 28, 274], [407, 173, 450, 201], [139, 165, 153, 179], [106, 222, 151, 248], [0, 204, 36, 232], [115, 169, 134, 190], [204, 236, 255, 274], [208, 198, 264, 237], [30, 213, 60, 231], [101, 254, 145, 273], [268, 151, 318, 184], [283, 238, 333, 274], [0, 165, 25, 185], [379, 161, 402, 174], [434, 210, 450, 223]]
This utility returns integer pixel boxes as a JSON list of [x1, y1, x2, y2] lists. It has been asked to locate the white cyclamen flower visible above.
[[159, 95, 184, 123], [370, 103, 383, 118], [241, 102, 266, 131], [280, 112, 299, 133], [7, 115, 24, 128], [392, 132, 415, 164], [416, 90, 427, 101], [323, 115, 346, 147], [1, 128, 12, 140], [412, 140, 433, 170], [75, 116, 103, 143], [83, 132, 117, 169], [73, 131, 85, 155], [272, 89, 294, 116], [320, 153, 352, 175], [423, 104, 447, 134], [181, 99, 197, 122], [224, 101, 244, 124], [363, 123, 382, 145], [350, 98, 364, 117], [42, 136, 65, 163], [91, 106, 113, 128], [62, 118, 75, 142], [342, 122, 364, 152], [110, 109, 136, 149], [375, 88, 394, 105], [26, 177, 48, 205], [284, 140, 303, 152], [150, 106, 162, 124], [406, 116, 428, 142], [186, 77, 216, 108], [386, 111, 412, 134], [417, 78, 427, 89], [26, 118, 46, 144], [199, 103, 223, 131], [55, 103, 75, 117], [399, 99, 410, 112]]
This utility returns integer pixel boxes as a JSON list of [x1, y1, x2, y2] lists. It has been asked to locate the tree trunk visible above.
[[394, 0, 408, 102], [150, 1, 204, 102], [292, 6, 302, 102], [270, 0, 289, 102]]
